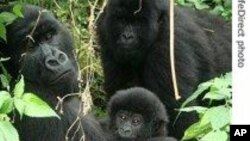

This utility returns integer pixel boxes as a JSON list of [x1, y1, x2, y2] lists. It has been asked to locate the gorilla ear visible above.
[[154, 119, 168, 136]]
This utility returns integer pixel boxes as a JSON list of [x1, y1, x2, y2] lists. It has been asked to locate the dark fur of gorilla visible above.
[[0, 4, 98, 141], [97, 0, 231, 139], [99, 87, 177, 141]]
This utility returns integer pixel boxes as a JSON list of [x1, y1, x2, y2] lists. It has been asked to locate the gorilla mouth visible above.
[[49, 70, 72, 84]]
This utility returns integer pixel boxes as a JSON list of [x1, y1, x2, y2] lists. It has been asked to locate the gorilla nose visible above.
[[120, 128, 132, 137], [121, 31, 135, 44], [45, 49, 69, 71]]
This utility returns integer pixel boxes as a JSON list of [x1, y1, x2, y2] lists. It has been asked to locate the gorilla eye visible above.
[[132, 114, 143, 125], [119, 114, 127, 120], [132, 118, 141, 124], [44, 32, 53, 40]]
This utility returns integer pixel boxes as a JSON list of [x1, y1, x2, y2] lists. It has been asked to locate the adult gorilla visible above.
[[97, 0, 231, 139], [0, 4, 96, 141]]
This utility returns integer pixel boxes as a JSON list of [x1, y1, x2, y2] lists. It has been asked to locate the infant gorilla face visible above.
[[115, 110, 144, 139]]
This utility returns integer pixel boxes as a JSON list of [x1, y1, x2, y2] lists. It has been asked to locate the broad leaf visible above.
[[0, 91, 13, 114], [20, 93, 59, 118], [13, 75, 25, 98], [13, 4, 24, 18], [182, 121, 211, 140], [201, 130, 228, 141], [0, 121, 19, 141], [14, 98, 26, 119], [0, 12, 17, 25], [200, 106, 230, 130], [0, 74, 9, 88]]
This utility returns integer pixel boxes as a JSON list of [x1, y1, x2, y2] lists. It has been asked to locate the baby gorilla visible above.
[[103, 87, 177, 141]]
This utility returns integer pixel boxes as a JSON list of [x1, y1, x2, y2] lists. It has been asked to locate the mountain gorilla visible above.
[[0, 4, 89, 141], [102, 87, 177, 141], [97, 0, 231, 139]]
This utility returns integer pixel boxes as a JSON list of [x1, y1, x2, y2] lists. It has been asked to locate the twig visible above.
[[55, 93, 81, 114], [53, 0, 62, 10], [95, 0, 107, 23], [134, 0, 143, 15], [169, 0, 181, 100], [26, 10, 48, 42]]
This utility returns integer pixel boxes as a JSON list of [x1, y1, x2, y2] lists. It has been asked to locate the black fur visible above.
[[0, 4, 84, 141], [97, 0, 231, 139]]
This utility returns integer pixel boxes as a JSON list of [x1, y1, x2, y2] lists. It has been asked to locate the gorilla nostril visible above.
[[121, 32, 135, 43], [58, 53, 66, 62], [124, 130, 132, 136], [47, 59, 59, 67], [123, 34, 133, 39]]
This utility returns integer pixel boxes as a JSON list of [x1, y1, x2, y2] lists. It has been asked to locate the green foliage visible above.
[[180, 73, 232, 141], [176, 0, 232, 20], [0, 62, 59, 141], [0, 4, 23, 41], [0, 121, 19, 141]]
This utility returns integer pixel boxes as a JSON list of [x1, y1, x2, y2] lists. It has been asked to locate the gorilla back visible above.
[[97, 0, 231, 139], [0, 4, 82, 141]]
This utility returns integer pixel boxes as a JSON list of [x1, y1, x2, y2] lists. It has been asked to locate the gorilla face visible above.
[[100, 0, 163, 62], [115, 110, 144, 139], [1, 5, 78, 94], [108, 87, 169, 140]]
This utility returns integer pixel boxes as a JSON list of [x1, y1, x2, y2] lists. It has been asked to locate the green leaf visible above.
[[13, 75, 25, 98], [201, 106, 231, 130], [14, 98, 25, 119], [203, 91, 226, 100], [194, 2, 209, 10], [20, 93, 60, 118], [0, 91, 13, 114], [177, 81, 212, 120], [0, 121, 19, 141], [0, 114, 10, 121], [210, 107, 231, 130], [210, 5, 224, 15], [0, 62, 12, 83], [0, 74, 9, 88], [13, 4, 24, 18], [0, 23, 6, 41], [204, 87, 231, 100], [178, 106, 207, 114], [181, 81, 212, 108], [224, 72, 232, 87], [176, 0, 186, 6], [0, 91, 10, 107], [201, 130, 228, 141], [0, 12, 18, 25], [182, 121, 211, 140]]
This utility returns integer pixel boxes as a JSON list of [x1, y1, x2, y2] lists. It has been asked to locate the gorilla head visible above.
[[98, 0, 168, 64], [108, 87, 168, 139], [1, 4, 79, 95]]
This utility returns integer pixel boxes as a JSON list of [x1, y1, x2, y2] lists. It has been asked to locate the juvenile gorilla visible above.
[[97, 0, 231, 139], [102, 87, 177, 141], [0, 4, 86, 141]]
